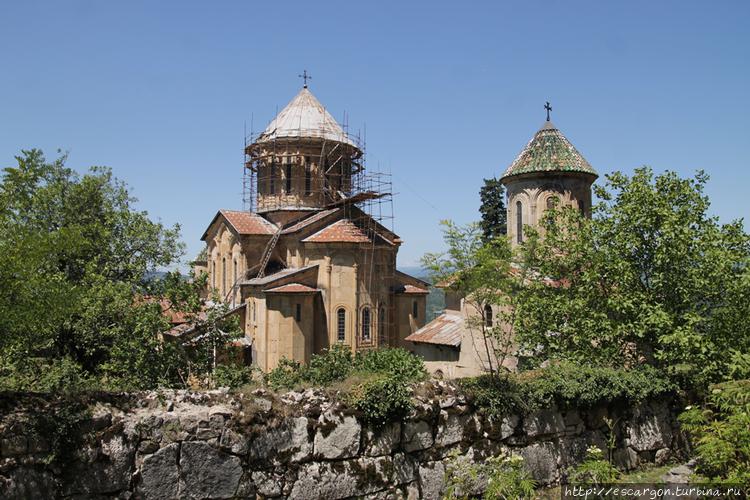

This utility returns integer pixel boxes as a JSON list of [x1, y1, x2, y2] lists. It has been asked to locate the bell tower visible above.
[[500, 104, 598, 245], [244, 83, 362, 225]]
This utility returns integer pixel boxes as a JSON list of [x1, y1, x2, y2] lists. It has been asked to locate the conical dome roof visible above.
[[501, 121, 597, 181], [255, 87, 356, 147]]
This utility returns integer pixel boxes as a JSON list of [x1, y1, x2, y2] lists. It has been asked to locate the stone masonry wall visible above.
[[0, 382, 679, 499]]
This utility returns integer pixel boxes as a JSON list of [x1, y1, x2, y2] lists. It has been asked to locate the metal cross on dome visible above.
[[545, 101, 552, 121], [299, 70, 312, 88]]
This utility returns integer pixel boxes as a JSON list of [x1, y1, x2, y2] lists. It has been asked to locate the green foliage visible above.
[[568, 445, 620, 485], [0, 149, 236, 392], [515, 168, 750, 388], [348, 375, 412, 425], [443, 450, 536, 499], [266, 345, 425, 390], [28, 399, 91, 466], [354, 347, 427, 382], [421, 221, 523, 374], [266, 347, 425, 422], [460, 362, 675, 419], [479, 177, 507, 242], [678, 380, 750, 485], [212, 363, 254, 389]]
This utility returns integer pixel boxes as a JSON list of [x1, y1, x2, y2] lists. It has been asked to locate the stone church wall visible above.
[[0, 383, 680, 499]]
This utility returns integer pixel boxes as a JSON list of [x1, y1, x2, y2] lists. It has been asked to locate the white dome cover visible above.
[[256, 87, 355, 147]]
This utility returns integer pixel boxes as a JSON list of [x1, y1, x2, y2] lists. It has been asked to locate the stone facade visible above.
[[0, 385, 680, 499], [195, 86, 428, 372]]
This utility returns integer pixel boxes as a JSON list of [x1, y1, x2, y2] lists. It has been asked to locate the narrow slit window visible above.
[[516, 200, 523, 244], [295, 303, 301, 322], [361, 307, 371, 341], [337, 308, 346, 342], [222, 257, 227, 295], [412, 300, 418, 319], [379, 307, 386, 345], [285, 159, 292, 194], [579, 200, 586, 217], [305, 158, 312, 195], [269, 160, 276, 194], [484, 304, 493, 327]]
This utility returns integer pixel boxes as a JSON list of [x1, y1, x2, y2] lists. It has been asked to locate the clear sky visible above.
[[1, 1, 748, 268]]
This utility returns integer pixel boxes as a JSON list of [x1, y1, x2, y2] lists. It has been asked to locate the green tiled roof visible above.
[[501, 121, 598, 181]]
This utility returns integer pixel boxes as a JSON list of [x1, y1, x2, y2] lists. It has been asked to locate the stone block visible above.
[[179, 441, 242, 499], [402, 420, 433, 452], [314, 412, 361, 459], [417, 461, 445, 500], [138, 443, 179, 499], [249, 416, 311, 463], [364, 422, 401, 457], [523, 409, 566, 438]]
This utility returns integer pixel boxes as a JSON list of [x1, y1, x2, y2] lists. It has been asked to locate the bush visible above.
[[355, 348, 427, 382], [266, 358, 305, 390], [212, 364, 254, 389], [0, 357, 97, 393], [348, 375, 413, 424], [567, 445, 619, 485], [460, 363, 675, 419], [444, 449, 536, 499], [678, 379, 750, 485], [305, 344, 354, 386]]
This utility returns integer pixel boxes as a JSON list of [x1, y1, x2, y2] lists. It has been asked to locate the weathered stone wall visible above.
[[0, 383, 680, 499]]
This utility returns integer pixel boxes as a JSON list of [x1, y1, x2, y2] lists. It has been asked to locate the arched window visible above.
[[379, 307, 386, 346], [211, 260, 216, 289], [412, 300, 418, 319], [579, 200, 586, 217], [304, 158, 312, 195], [484, 304, 493, 327], [361, 307, 371, 341], [222, 257, 227, 295], [252, 301, 256, 322], [516, 200, 523, 244], [269, 160, 276, 194], [337, 308, 346, 342], [233, 259, 237, 286], [295, 303, 301, 322], [285, 160, 292, 193], [546, 196, 557, 210]]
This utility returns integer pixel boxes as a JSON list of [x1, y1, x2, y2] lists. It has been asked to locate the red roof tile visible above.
[[221, 210, 277, 235], [399, 284, 429, 294], [264, 283, 319, 294], [302, 219, 372, 243], [405, 311, 463, 347]]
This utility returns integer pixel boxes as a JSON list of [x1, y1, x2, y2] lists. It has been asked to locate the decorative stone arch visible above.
[[333, 304, 349, 344], [508, 190, 532, 244]]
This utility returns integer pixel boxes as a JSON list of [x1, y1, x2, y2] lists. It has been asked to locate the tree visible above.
[[515, 167, 750, 387], [479, 177, 507, 242], [0, 149, 240, 390], [421, 221, 524, 375]]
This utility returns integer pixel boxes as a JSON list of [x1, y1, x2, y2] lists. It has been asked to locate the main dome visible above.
[[255, 87, 356, 147]]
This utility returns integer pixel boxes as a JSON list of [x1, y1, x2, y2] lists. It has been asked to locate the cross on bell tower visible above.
[[298, 70, 312, 88], [544, 101, 552, 121]]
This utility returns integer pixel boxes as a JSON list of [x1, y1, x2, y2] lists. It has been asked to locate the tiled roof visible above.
[[242, 265, 318, 286], [302, 219, 372, 244], [221, 210, 278, 235], [404, 311, 464, 347], [282, 208, 339, 234], [255, 87, 357, 147], [501, 121, 598, 181], [398, 284, 429, 295], [264, 283, 319, 294]]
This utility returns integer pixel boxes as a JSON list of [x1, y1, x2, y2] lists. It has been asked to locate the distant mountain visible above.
[[398, 266, 429, 281]]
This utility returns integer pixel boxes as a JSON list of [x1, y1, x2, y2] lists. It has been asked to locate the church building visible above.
[[405, 108, 598, 377], [196, 83, 428, 372]]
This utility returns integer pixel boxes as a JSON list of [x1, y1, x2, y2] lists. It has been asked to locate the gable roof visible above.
[[405, 311, 463, 347], [255, 87, 356, 147], [282, 207, 340, 234], [302, 219, 372, 244], [501, 121, 598, 181], [201, 210, 278, 241], [241, 264, 318, 287], [263, 283, 320, 294]]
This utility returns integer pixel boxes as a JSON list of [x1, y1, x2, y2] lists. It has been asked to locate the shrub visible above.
[[567, 445, 619, 485], [349, 375, 413, 424], [212, 364, 254, 389], [460, 363, 675, 419], [354, 348, 427, 382], [266, 358, 305, 390], [444, 449, 536, 499], [678, 379, 750, 485], [305, 344, 354, 386]]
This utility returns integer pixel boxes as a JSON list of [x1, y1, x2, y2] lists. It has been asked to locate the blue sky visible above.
[[1, 1, 748, 267]]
